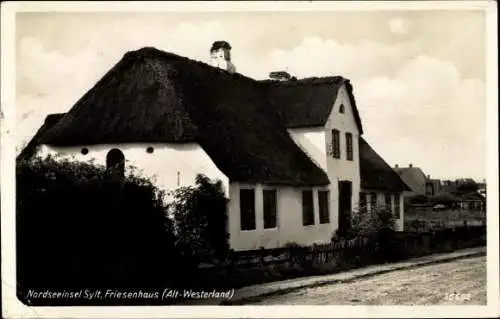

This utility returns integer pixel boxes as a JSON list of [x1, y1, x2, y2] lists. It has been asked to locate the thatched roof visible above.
[[22, 47, 330, 186], [393, 165, 428, 194], [261, 76, 363, 133], [17, 113, 66, 161], [359, 137, 411, 192]]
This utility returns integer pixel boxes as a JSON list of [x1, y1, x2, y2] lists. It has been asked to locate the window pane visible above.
[[345, 133, 353, 161], [385, 193, 392, 209], [319, 190, 330, 224], [359, 192, 367, 211], [332, 129, 340, 159], [263, 189, 277, 229], [370, 192, 377, 211], [240, 189, 256, 230], [302, 190, 314, 226], [394, 193, 401, 218]]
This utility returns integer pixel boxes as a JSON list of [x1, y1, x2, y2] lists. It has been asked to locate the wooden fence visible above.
[[191, 225, 486, 290]]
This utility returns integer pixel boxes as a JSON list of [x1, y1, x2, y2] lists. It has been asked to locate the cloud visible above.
[[16, 16, 486, 180], [389, 17, 408, 35]]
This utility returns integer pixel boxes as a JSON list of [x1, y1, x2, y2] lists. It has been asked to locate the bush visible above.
[[169, 174, 229, 265], [332, 205, 401, 262], [16, 156, 179, 291]]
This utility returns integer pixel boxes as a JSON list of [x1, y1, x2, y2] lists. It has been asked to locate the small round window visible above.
[[146, 146, 154, 154], [81, 147, 89, 155], [339, 104, 345, 113]]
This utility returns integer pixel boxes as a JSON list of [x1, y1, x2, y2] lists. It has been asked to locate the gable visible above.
[[325, 84, 360, 135], [20, 47, 329, 187], [265, 77, 363, 134]]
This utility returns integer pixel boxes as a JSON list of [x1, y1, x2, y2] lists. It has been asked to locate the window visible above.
[[106, 148, 125, 178], [359, 192, 367, 210], [394, 193, 401, 218], [385, 193, 393, 212], [346, 132, 353, 161], [369, 192, 377, 212], [318, 190, 330, 224], [339, 104, 345, 113], [240, 189, 256, 230], [146, 146, 154, 154], [331, 129, 340, 159], [263, 189, 277, 229], [302, 190, 315, 226]]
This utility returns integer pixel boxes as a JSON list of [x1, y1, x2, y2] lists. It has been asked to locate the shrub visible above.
[[16, 157, 179, 292], [332, 205, 401, 262], [169, 174, 229, 265]]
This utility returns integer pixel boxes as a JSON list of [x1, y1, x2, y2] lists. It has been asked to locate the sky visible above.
[[15, 10, 487, 181]]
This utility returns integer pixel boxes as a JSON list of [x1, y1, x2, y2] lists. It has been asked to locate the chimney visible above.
[[210, 40, 236, 73], [409, 164, 413, 168], [269, 71, 292, 81], [395, 164, 399, 168], [427, 174, 430, 179]]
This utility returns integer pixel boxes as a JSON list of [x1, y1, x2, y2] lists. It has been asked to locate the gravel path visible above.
[[247, 256, 486, 305]]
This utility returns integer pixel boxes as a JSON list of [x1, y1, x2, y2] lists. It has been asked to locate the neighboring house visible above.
[[358, 139, 411, 231], [18, 41, 409, 251], [394, 164, 431, 197]]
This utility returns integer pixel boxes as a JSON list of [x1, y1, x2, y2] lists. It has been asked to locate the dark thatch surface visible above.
[[359, 137, 411, 192], [262, 76, 363, 133], [17, 113, 66, 161], [28, 47, 330, 186]]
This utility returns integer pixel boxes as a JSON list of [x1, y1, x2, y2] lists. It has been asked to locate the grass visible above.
[[404, 209, 486, 231]]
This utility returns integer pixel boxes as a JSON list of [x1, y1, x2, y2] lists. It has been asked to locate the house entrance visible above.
[[338, 180, 352, 236]]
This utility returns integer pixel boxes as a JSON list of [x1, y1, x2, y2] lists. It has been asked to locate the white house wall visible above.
[[287, 85, 361, 235], [36, 143, 230, 199], [288, 128, 327, 171], [228, 183, 336, 251], [325, 84, 361, 223]]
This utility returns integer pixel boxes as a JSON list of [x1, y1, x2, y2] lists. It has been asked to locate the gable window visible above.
[[346, 132, 353, 161], [318, 190, 330, 224], [240, 189, 256, 230], [369, 192, 377, 212], [331, 129, 340, 159], [302, 190, 315, 226], [263, 189, 277, 229], [339, 104, 345, 114], [385, 193, 393, 212], [106, 148, 125, 178], [394, 193, 401, 218]]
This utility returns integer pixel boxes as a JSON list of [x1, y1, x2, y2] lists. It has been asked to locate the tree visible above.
[[169, 174, 229, 265], [16, 156, 179, 293]]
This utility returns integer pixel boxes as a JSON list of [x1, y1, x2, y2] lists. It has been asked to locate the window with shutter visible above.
[[263, 189, 277, 229], [240, 189, 256, 230]]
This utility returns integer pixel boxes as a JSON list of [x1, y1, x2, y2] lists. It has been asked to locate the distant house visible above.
[[18, 41, 409, 251], [393, 164, 441, 197], [394, 164, 428, 197]]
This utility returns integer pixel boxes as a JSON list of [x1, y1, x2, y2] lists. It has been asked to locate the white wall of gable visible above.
[[325, 84, 361, 229], [36, 143, 230, 198], [288, 127, 327, 171]]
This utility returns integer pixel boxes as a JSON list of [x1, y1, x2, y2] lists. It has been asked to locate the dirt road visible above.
[[246, 256, 486, 305]]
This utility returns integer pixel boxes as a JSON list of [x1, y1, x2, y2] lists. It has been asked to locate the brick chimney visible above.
[[269, 71, 292, 81], [409, 163, 413, 168], [395, 164, 399, 168], [210, 40, 236, 73]]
